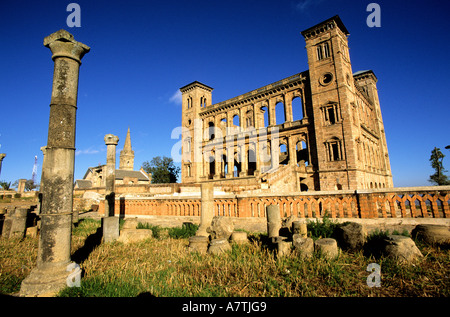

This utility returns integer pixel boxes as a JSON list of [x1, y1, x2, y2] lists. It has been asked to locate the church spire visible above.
[[119, 127, 134, 171], [123, 127, 133, 152]]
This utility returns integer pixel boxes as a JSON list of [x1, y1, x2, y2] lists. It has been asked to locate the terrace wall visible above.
[[92, 186, 450, 219]]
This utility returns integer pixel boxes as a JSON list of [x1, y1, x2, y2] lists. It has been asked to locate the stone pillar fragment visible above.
[[0, 153, 5, 178], [20, 30, 90, 297], [266, 205, 281, 239], [292, 221, 307, 238], [17, 179, 26, 194], [10, 208, 28, 238], [102, 216, 119, 243], [196, 183, 214, 237]]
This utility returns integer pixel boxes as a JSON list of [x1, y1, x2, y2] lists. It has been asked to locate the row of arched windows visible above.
[[203, 96, 305, 141]]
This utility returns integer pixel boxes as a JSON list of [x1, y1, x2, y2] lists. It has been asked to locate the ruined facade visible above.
[[180, 16, 393, 192]]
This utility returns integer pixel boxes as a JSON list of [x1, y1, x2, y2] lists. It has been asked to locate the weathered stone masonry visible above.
[[179, 16, 393, 192]]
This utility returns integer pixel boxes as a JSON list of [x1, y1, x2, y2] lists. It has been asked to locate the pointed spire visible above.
[[119, 127, 134, 171], [123, 127, 133, 153]]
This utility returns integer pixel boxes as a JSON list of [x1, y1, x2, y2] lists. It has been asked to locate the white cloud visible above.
[[75, 147, 100, 156], [294, 0, 321, 12], [169, 90, 182, 105]]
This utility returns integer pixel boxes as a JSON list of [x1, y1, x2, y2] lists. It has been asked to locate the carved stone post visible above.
[[0, 153, 5, 178], [20, 30, 89, 297]]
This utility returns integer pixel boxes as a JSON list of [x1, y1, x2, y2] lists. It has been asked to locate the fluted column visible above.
[[20, 30, 90, 297]]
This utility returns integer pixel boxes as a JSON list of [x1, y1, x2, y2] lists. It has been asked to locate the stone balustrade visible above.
[[95, 186, 450, 219]]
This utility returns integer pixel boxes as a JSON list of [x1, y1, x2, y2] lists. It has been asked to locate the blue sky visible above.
[[0, 0, 449, 187]]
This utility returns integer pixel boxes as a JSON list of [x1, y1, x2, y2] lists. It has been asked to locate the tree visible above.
[[0, 181, 11, 190], [428, 147, 450, 185], [25, 179, 38, 191], [142, 156, 180, 184]]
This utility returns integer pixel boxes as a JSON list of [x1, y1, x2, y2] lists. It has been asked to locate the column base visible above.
[[20, 261, 74, 297]]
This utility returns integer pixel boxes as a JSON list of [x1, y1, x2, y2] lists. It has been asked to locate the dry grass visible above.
[[1, 218, 449, 297]]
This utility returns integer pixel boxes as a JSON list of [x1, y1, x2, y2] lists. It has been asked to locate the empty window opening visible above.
[[275, 102, 285, 125], [326, 138, 343, 161], [248, 149, 257, 176], [222, 155, 227, 177], [233, 114, 240, 128], [208, 122, 215, 140], [260, 106, 268, 127], [292, 96, 304, 121], [296, 140, 309, 166], [245, 110, 253, 129], [322, 104, 340, 125], [209, 159, 215, 179], [279, 143, 288, 165], [331, 143, 340, 161], [187, 164, 191, 177], [200, 96, 207, 108]]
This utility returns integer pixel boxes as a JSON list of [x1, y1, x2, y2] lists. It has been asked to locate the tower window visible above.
[[316, 42, 330, 61], [321, 103, 340, 125], [325, 138, 343, 161]]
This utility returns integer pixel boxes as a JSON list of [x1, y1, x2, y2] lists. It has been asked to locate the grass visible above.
[[1, 218, 449, 297]]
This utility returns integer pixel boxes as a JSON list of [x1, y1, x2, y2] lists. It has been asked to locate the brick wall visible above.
[[94, 186, 450, 219]]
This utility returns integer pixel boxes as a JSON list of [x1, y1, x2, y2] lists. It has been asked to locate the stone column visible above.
[[0, 153, 5, 178], [102, 134, 120, 243], [104, 134, 119, 217], [196, 183, 214, 237], [20, 30, 89, 297]]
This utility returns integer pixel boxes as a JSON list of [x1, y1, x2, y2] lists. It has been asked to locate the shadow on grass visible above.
[[71, 227, 103, 264]]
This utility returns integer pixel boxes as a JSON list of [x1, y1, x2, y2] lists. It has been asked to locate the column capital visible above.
[[44, 29, 90, 63], [104, 134, 119, 146], [0, 153, 5, 161]]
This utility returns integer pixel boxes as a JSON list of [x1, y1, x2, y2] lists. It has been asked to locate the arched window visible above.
[[220, 118, 227, 136], [186, 163, 191, 177], [185, 137, 191, 153], [260, 106, 268, 127], [200, 96, 207, 108], [222, 155, 227, 177], [296, 140, 308, 166], [245, 110, 253, 129], [233, 114, 240, 128], [208, 121, 215, 140], [275, 101, 285, 125], [279, 143, 288, 165], [325, 137, 343, 161], [292, 96, 304, 121], [316, 42, 330, 61]]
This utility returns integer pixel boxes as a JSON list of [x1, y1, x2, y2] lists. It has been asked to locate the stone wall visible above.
[[93, 186, 450, 220]]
